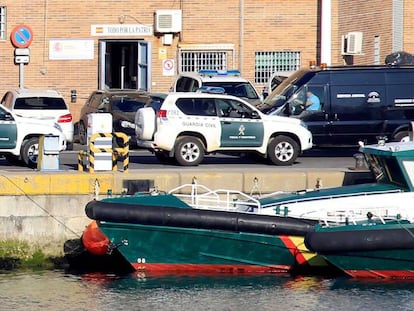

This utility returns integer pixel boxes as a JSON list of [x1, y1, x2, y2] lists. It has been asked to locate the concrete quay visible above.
[[0, 167, 372, 257]]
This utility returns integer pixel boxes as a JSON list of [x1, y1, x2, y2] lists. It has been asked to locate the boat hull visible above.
[[85, 199, 327, 274], [98, 221, 311, 274], [317, 251, 414, 278], [305, 222, 414, 278]]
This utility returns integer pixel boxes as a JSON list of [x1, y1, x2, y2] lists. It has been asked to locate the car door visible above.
[[285, 85, 329, 146], [0, 107, 17, 149], [327, 71, 386, 145], [217, 98, 264, 147]]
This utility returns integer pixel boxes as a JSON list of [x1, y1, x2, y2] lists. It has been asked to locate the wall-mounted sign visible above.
[[91, 24, 153, 36], [162, 59, 175, 76], [49, 39, 94, 60]]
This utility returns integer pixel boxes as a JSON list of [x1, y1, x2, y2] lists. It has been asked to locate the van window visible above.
[[175, 77, 196, 92], [285, 86, 324, 116], [260, 69, 316, 113], [204, 82, 259, 100]]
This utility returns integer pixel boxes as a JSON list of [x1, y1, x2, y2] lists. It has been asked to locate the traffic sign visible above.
[[10, 24, 33, 48], [15, 48, 30, 56], [15, 56, 30, 64]]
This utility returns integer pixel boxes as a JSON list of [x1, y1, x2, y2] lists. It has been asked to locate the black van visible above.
[[260, 65, 414, 147]]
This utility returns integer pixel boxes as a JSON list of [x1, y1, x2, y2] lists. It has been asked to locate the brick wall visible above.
[[0, 0, 410, 122]]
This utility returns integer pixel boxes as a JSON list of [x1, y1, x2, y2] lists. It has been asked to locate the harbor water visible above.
[[1, 270, 414, 310]]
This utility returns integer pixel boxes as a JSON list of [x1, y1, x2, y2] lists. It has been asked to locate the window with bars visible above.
[[255, 51, 301, 84], [179, 51, 228, 73], [0, 6, 6, 40]]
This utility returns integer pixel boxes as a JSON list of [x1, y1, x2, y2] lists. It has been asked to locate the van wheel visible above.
[[78, 121, 87, 145], [21, 137, 39, 169], [267, 135, 299, 166], [174, 136, 204, 166], [394, 131, 410, 142], [135, 107, 156, 140]]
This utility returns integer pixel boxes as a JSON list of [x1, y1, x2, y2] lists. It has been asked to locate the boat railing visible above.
[[315, 206, 409, 227], [168, 183, 262, 212], [261, 189, 403, 209]]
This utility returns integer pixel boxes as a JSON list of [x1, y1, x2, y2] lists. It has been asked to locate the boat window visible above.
[[402, 160, 414, 190], [364, 154, 386, 182], [383, 157, 409, 188]]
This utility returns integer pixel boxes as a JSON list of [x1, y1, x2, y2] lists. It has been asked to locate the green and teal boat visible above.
[[84, 196, 320, 274], [81, 140, 414, 276], [305, 219, 414, 278]]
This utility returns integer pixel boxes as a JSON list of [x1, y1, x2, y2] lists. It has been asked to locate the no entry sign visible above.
[[10, 24, 33, 48]]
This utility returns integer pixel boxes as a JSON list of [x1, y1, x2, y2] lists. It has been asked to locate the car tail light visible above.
[[157, 110, 167, 118], [58, 113, 73, 123]]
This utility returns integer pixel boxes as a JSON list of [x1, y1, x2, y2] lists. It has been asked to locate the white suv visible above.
[[0, 103, 66, 168], [171, 70, 262, 106], [131, 91, 313, 166], [1, 89, 74, 149]]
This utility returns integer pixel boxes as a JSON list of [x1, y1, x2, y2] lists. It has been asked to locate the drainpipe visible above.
[[320, 0, 332, 65], [239, 0, 244, 72]]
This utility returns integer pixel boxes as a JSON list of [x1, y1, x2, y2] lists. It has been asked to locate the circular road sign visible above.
[[10, 24, 33, 48]]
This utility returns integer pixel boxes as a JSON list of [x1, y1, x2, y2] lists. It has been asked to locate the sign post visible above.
[[10, 24, 33, 89]]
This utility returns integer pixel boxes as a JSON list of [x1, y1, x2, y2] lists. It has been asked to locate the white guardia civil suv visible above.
[[128, 90, 313, 166]]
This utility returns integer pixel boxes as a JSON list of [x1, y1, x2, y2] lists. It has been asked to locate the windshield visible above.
[[203, 82, 259, 100], [111, 96, 147, 112], [258, 69, 316, 114]]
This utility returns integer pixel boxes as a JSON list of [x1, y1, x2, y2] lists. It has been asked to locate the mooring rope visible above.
[[1, 174, 81, 237]]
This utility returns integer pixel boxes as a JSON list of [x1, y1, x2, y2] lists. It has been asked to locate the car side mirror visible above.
[[251, 111, 260, 119], [0, 112, 14, 121]]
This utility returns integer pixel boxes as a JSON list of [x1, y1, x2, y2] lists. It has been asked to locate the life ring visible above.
[[135, 107, 156, 140]]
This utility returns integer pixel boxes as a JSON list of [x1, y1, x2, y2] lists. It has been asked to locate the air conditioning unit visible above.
[[155, 9, 182, 33], [341, 32, 363, 55]]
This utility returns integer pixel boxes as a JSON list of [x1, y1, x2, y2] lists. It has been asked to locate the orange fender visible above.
[[81, 221, 110, 256]]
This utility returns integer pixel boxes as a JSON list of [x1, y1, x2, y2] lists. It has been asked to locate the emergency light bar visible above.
[[199, 70, 241, 77]]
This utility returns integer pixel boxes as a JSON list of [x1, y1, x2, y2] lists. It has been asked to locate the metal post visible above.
[[19, 63, 24, 88]]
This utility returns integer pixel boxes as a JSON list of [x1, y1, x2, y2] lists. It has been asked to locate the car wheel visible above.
[[79, 121, 87, 145], [267, 135, 299, 166], [394, 131, 410, 142], [174, 136, 204, 166], [135, 107, 156, 140], [21, 137, 40, 169]]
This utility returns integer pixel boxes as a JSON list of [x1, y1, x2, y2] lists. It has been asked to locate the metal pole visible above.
[[19, 63, 24, 89]]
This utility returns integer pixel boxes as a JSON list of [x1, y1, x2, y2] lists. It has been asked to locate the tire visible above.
[[394, 131, 410, 142], [267, 135, 299, 166], [135, 107, 156, 140], [78, 121, 87, 145], [21, 137, 40, 169], [174, 136, 205, 166]]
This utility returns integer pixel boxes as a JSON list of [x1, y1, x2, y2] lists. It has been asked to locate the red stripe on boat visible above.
[[279, 236, 308, 265], [130, 263, 291, 275], [345, 269, 414, 279]]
